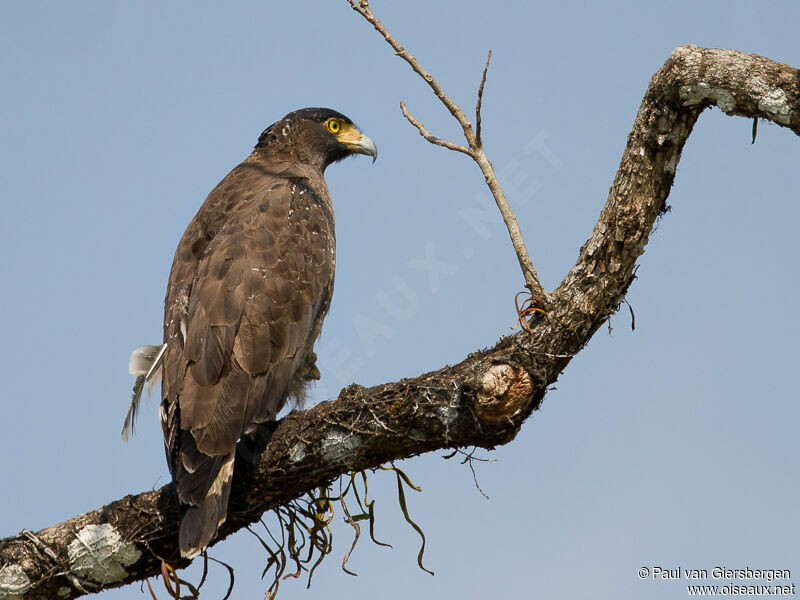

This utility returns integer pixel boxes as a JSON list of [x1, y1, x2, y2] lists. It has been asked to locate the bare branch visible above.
[[470, 148, 548, 297], [348, 1, 547, 297], [346, 0, 475, 141], [475, 50, 492, 147], [399, 102, 471, 155]]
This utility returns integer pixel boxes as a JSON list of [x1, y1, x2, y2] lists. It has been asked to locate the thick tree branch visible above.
[[1, 42, 798, 600]]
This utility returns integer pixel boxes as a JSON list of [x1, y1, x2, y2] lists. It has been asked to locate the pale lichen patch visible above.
[[758, 88, 792, 125], [584, 222, 607, 257], [0, 564, 31, 600], [679, 83, 736, 113], [436, 405, 458, 426], [436, 405, 458, 441], [288, 441, 307, 463], [435, 389, 462, 441], [664, 150, 680, 174], [714, 89, 736, 113], [318, 427, 362, 466], [67, 524, 141, 585]]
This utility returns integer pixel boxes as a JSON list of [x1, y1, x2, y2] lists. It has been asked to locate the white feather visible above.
[[122, 343, 166, 441], [128, 344, 164, 376]]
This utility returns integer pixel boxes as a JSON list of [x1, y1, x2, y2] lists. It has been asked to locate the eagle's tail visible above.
[[122, 344, 166, 441], [178, 450, 235, 558]]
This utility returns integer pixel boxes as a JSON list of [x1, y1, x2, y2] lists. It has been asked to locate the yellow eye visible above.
[[326, 119, 342, 134]]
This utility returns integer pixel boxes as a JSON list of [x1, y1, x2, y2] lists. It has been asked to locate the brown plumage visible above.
[[125, 108, 376, 557]]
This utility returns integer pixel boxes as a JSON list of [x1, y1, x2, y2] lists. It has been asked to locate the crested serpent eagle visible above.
[[123, 108, 377, 558]]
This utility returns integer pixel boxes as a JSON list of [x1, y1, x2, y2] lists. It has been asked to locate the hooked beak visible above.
[[355, 135, 378, 163], [342, 132, 378, 163]]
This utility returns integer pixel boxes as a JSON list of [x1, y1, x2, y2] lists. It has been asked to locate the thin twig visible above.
[[400, 102, 471, 155], [347, 0, 475, 138], [455, 448, 494, 499], [475, 50, 492, 147], [347, 0, 548, 300], [472, 150, 547, 297]]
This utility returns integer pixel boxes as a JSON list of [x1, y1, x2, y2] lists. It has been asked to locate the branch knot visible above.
[[474, 365, 532, 423]]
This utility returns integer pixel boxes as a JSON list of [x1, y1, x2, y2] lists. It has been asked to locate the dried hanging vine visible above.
[[244, 464, 429, 599]]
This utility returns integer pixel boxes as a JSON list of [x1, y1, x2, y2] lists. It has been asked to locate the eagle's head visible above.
[[256, 107, 377, 171]]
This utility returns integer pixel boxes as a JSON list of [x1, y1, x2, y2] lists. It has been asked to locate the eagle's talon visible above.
[[298, 351, 321, 381]]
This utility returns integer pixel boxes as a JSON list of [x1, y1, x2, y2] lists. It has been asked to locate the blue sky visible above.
[[1, 2, 798, 598]]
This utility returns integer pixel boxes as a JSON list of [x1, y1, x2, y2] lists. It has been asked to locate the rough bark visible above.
[[1, 45, 798, 600]]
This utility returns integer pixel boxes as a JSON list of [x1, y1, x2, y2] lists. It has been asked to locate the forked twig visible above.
[[400, 102, 471, 155], [475, 50, 492, 146], [347, 0, 547, 300]]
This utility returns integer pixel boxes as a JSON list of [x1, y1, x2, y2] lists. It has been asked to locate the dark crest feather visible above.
[[256, 107, 354, 148]]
